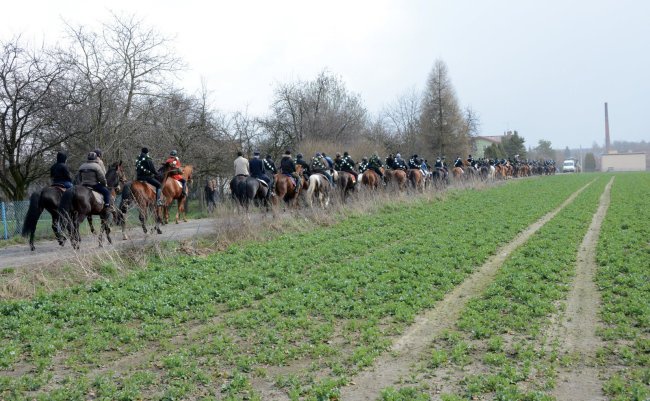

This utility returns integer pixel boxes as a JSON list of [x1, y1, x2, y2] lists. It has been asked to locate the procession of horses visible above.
[[21, 152, 556, 252]]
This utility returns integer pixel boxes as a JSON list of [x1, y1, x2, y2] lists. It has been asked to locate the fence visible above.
[[0, 177, 232, 242]]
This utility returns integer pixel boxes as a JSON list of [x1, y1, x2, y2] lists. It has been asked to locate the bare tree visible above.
[[262, 70, 367, 148], [65, 13, 183, 160], [0, 39, 82, 200]]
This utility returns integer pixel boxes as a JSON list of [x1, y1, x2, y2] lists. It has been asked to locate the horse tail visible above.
[[307, 175, 317, 206], [21, 192, 43, 238]]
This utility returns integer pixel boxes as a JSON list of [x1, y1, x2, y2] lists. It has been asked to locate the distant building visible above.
[[472, 136, 503, 158], [600, 152, 646, 172]]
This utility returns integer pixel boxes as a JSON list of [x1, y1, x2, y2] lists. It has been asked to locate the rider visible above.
[[434, 157, 444, 170], [385, 153, 395, 169], [136, 147, 163, 206], [367, 153, 385, 181], [94, 148, 107, 175], [250, 150, 273, 194], [408, 154, 421, 170], [467, 154, 475, 166], [234, 151, 249, 177], [358, 157, 369, 173], [333, 153, 343, 170], [165, 150, 187, 197], [78, 152, 111, 211], [394, 153, 408, 171], [454, 156, 463, 168], [264, 154, 277, 175], [280, 149, 300, 187], [310, 152, 334, 186], [341, 151, 358, 176], [50, 151, 73, 189], [295, 153, 310, 177], [322, 153, 335, 170]]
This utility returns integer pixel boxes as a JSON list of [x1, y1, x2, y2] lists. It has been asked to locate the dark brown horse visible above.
[[230, 175, 271, 211], [274, 165, 303, 208], [58, 162, 126, 249], [336, 170, 357, 200], [22, 186, 68, 251]]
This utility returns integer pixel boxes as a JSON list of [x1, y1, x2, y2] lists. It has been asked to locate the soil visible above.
[[551, 177, 614, 401]]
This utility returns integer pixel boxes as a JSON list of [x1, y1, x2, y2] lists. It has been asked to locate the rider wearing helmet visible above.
[[165, 150, 186, 197]]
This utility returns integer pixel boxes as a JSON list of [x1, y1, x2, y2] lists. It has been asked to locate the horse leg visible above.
[[51, 212, 65, 247], [154, 205, 163, 234], [139, 208, 148, 234], [103, 216, 112, 245], [88, 216, 96, 234]]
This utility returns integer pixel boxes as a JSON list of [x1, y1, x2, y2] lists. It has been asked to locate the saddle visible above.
[[50, 184, 67, 192], [256, 178, 269, 188], [81, 185, 105, 206]]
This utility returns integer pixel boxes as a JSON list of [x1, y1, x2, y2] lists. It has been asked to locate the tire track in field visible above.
[[339, 179, 596, 401], [551, 177, 613, 401]]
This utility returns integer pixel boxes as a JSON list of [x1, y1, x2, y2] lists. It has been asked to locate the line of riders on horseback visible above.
[[23, 147, 193, 251], [24, 144, 556, 251], [229, 149, 558, 208]]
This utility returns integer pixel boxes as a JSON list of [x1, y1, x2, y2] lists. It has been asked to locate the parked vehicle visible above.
[[562, 159, 580, 173]]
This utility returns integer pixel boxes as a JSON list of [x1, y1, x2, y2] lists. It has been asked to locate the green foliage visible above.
[[596, 173, 650, 399], [584, 152, 596, 171], [0, 174, 596, 399], [535, 139, 554, 160], [501, 131, 526, 159], [484, 143, 506, 160]]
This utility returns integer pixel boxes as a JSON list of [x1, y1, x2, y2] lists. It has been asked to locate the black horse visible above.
[[58, 163, 126, 249], [22, 186, 71, 251], [229, 175, 271, 211]]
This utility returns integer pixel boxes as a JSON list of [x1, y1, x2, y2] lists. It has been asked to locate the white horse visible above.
[[488, 165, 496, 181], [306, 173, 332, 208]]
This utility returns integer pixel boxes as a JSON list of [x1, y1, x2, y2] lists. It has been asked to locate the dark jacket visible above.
[[249, 157, 266, 178], [50, 152, 72, 183], [136, 153, 157, 179], [280, 155, 295, 174], [263, 157, 277, 174], [296, 158, 310, 175]]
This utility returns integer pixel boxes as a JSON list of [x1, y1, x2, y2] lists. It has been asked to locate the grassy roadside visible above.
[[0, 175, 594, 400]]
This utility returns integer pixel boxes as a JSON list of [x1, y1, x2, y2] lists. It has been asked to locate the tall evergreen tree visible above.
[[419, 60, 469, 159]]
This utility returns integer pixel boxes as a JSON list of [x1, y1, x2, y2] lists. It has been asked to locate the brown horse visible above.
[[384, 169, 408, 191], [407, 169, 425, 192], [119, 180, 163, 237], [161, 164, 194, 224], [361, 169, 381, 190], [274, 165, 303, 208], [452, 166, 464, 180]]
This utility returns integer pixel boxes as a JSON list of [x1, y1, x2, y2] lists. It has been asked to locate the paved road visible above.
[[0, 214, 261, 269]]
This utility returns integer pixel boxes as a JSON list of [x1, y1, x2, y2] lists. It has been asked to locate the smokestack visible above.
[[604, 102, 611, 154]]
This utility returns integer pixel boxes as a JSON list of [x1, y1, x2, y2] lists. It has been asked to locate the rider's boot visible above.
[[156, 188, 163, 206]]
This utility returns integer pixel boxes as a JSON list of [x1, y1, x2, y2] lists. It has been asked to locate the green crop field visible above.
[[0, 173, 647, 401]]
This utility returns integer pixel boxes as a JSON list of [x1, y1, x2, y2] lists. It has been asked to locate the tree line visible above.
[[1, 13, 478, 201]]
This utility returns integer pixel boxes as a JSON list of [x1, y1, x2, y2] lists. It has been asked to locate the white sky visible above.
[[2, 0, 648, 150]]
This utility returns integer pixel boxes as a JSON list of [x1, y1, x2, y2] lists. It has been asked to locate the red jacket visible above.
[[165, 156, 184, 180]]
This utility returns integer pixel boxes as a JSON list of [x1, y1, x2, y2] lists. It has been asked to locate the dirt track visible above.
[[0, 215, 254, 270]]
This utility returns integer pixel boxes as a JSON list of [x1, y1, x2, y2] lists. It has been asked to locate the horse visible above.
[[407, 169, 425, 192], [161, 164, 194, 224], [273, 165, 303, 208], [58, 162, 125, 249], [119, 175, 163, 237], [230, 175, 271, 211], [336, 170, 357, 201], [384, 169, 408, 191], [361, 169, 381, 190], [452, 166, 464, 180], [306, 173, 331, 208], [22, 186, 69, 251], [431, 168, 448, 189]]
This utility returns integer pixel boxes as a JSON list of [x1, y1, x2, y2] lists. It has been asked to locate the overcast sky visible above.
[[2, 0, 648, 150]]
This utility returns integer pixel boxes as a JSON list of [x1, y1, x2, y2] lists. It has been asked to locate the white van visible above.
[[562, 159, 577, 173]]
